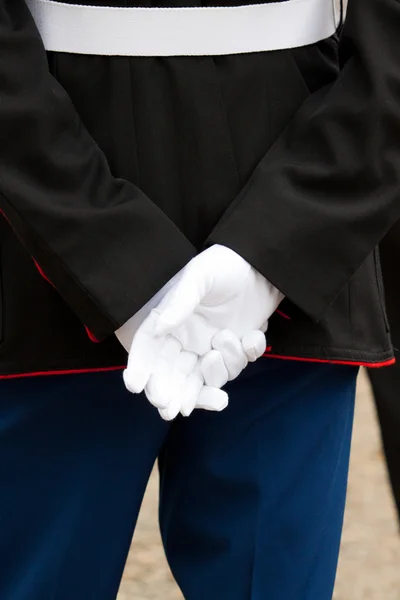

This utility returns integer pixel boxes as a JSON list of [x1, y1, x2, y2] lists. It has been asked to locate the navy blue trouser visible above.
[[0, 359, 357, 600]]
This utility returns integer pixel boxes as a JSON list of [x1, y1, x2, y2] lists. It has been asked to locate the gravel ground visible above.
[[118, 370, 400, 600]]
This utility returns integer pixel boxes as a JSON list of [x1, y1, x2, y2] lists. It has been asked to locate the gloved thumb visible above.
[[195, 387, 229, 412], [153, 267, 206, 336], [242, 330, 267, 362]]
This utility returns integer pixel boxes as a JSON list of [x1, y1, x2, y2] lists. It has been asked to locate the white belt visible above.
[[27, 0, 339, 57]]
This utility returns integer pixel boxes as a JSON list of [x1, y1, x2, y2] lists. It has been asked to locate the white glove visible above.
[[124, 244, 283, 394], [115, 271, 182, 352], [142, 336, 229, 420], [200, 329, 267, 388], [136, 329, 266, 420]]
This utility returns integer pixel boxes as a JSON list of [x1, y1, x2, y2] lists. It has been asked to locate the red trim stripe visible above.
[[32, 258, 55, 288], [263, 352, 396, 369], [32, 258, 101, 344], [0, 365, 125, 380], [84, 325, 101, 343], [0, 355, 394, 379], [276, 309, 291, 320]]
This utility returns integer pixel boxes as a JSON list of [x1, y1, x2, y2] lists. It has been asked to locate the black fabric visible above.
[[208, 0, 400, 322], [0, 0, 196, 342], [368, 221, 400, 524], [0, 0, 396, 375], [372, 221, 400, 349]]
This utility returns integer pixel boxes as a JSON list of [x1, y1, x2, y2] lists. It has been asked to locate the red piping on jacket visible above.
[[2, 211, 100, 345], [0, 365, 126, 380], [0, 354, 394, 380], [276, 309, 291, 320], [32, 258, 54, 288], [263, 351, 396, 369], [32, 258, 100, 343], [84, 326, 101, 343]]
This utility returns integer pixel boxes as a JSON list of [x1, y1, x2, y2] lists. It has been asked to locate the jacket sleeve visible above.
[[0, 0, 195, 340], [208, 0, 400, 321]]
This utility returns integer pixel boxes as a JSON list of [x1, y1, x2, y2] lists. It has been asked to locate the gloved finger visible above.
[[145, 363, 172, 409], [179, 365, 205, 417], [242, 330, 267, 362], [195, 386, 229, 412], [144, 337, 183, 409], [153, 266, 208, 337], [211, 329, 248, 381], [123, 310, 166, 394], [179, 361, 229, 417], [176, 349, 198, 376], [200, 350, 229, 388], [158, 393, 182, 421], [146, 343, 198, 415]]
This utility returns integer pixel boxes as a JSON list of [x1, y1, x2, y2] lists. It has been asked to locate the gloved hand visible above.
[[142, 336, 229, 420], [200, 329, 267, 388], [115, 271, 182, 351], [124, 244, 283, 395], [138, 328, 266, 421]]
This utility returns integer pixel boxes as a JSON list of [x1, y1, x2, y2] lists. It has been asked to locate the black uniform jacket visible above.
[[0, 0, 399, 377], [375, 220, 400, 351]]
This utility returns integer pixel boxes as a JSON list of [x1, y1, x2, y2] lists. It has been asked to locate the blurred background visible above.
[[117, 369, 400, 600]]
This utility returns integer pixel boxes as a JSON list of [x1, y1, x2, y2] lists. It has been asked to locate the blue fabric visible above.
[[0, 359, 357, 600]]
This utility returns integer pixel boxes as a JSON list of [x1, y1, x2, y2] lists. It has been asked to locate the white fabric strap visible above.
[[27, 0, 338, 57]]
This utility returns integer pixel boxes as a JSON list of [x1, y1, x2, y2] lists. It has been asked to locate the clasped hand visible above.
[[118, 245, 284, 420]]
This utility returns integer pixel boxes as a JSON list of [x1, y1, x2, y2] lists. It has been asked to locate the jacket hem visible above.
[[263, 343, 395, 368], [263, 352, 395, 368], [0, 347, 394, 379], [0, 365, 126, 379]]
